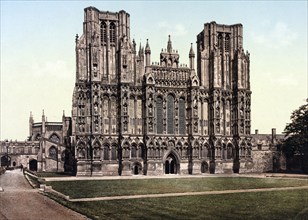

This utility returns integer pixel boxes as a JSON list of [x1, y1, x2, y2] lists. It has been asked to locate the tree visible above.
[[282, 100, 308, 173]]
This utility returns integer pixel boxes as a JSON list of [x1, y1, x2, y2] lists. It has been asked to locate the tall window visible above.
[[167, 94, 174, 134], [110, 22, 116, 44], [179, 98, 185, 134], [103, 145, 109, 160], [49, 146, 57, 160], [100, 21, 107, 44], [156, 97, 163, 134], [111, 145, 117, 160], [131, 144, 137, 158], [227, 144, 233, 159], [218, 33, 223, 51], [225, 34, 230, 53]]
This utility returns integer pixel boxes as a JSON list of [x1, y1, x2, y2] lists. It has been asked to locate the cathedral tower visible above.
[[72, 7, 138, 176], [197, 22, 252, 173]]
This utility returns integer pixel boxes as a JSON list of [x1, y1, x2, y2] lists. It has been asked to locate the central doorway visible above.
[[165, 153, 178, 174]]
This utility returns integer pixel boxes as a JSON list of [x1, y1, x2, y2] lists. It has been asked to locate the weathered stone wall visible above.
[[251, 150, 274, 173]]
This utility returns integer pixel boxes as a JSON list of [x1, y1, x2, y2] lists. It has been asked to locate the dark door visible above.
[[165, 160, 170, 174], [165, 154, 177, 174], [170, 159, 175, 174], [29, 159, 37, 171], [201, 162, 208, 173]]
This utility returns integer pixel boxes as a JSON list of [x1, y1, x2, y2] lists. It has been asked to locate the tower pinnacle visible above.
[[167, 35, 172, 53], [189, 43, 195, 57], [145, 39, 151, 54]]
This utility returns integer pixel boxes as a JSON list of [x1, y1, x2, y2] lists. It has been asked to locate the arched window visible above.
[[179, 98, 186, 134], [131, 144, 137, 158], [49, 146, 57, 160], [167, 94, 175, 134], [110, 22, 116, 44], [111, 145, 117, 160], [227, 144, 233, 159], [103, 145, 109, 160], [225, 34, 230, 53], [201, 145, 208, 158], [78, 143, 86, 159], [138, 144, 143, 158], [100, 21, 107, 44], [49, 134, 60, 143], [218, 33, 223, 51], [156, 96, 163, 134]]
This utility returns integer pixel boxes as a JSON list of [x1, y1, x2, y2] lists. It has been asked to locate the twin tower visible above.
[[71, 7, 251, 176]]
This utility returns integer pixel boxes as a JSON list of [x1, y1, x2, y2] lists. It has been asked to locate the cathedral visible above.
[[1, 7, 285, 176], [72, 7, 251, 176]]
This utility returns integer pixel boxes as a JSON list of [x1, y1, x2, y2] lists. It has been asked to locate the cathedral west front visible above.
[[2, 6, 283, 176], [71, 6, 252, 176]]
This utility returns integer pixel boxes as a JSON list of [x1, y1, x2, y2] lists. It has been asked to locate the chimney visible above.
[[255, 129, 258, 135]]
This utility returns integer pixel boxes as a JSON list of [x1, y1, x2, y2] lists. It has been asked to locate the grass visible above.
[[47, 177, 308, 199], [50, 189, 308, 220]]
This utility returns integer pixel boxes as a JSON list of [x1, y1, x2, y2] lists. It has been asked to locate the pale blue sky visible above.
[[1, 1, 307, 140]]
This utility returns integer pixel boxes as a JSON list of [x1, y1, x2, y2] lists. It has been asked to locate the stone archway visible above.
[[132, 162, 142, 175], [164, 153, 179, 174]]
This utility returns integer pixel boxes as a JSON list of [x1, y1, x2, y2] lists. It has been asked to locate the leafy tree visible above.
[[282, 100, 308, 173]]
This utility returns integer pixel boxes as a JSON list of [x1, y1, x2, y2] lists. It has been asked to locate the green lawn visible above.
[[51, 189, 308, 220], [47, 177, 308, 199]]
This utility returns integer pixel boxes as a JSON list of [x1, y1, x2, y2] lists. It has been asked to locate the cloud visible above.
[[158, 21, 188, 37], [252, 22, 298, 49]]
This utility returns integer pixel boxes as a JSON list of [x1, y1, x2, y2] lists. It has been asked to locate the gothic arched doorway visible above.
[[132, 162, 142, 175], [165, 153, 179, 174]]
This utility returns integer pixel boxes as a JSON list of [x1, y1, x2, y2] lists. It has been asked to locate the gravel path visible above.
[[0, 169, 88, 220]]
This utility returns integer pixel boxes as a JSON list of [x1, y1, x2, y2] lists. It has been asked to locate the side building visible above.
[[0, 111, 73, 172]]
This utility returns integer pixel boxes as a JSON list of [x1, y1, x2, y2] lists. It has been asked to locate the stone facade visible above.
[[0, 7, 285, 176], [71, 7, 252, 176]]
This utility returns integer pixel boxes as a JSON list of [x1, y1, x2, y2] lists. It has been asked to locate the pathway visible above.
[[0, 169, 88, 220]]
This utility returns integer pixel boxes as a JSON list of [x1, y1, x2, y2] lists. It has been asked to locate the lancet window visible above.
[[156, 96, 163, 134], [167, 94, 175, 134], [179, 98, 186, 134], [110, 22, 116, 44], [100, 21, 107, 44]]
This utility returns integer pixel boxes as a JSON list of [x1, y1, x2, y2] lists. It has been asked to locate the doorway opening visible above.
[[165, 153, 179, 174]]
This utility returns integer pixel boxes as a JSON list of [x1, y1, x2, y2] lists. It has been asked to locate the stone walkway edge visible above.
[[43, 173, 308, 182], [45, 185, 308, 202]]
